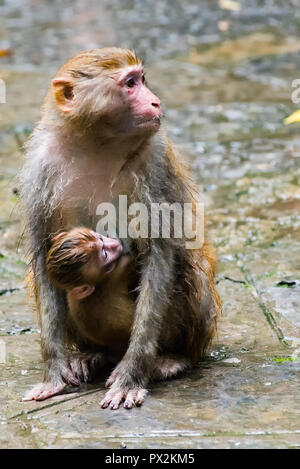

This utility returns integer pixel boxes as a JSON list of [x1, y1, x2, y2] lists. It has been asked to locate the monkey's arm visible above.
[[101, 243, 175, 409]]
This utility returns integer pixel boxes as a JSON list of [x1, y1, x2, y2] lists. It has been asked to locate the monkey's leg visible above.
[[23, 255, 81, 402], [100, 245, 174, 410], [152, 355, 191, 381], [39, 271, 81, 385]]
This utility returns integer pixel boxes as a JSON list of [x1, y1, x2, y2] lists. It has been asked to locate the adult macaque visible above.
[[21, 47, 221, 409]]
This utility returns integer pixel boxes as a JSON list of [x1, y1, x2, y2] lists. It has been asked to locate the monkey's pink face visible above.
[[93, 233, 124, 276], [116, 66, 162, 133], [52, 62, 161, 137]]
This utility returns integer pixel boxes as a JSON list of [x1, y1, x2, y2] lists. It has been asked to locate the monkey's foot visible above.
[[69, 352, 105, 383], [22, 382, 67, 401], [100, 386, 147, 410], [152, 356, 191, 381]]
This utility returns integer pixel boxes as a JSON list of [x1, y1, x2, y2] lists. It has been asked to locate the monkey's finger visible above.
[[134, 388, 147, 406], [124, 388, 147, 408], [100, 391, 113, 408], [22, 383, 45, 401], [62, 367, 80, 386], [109, 391, 125, 410], [81, 360, 90, 383], [89, 353, 105, 381], [123, 390, 137, 409], [89, 357, 99, 380], [70, 358, 84, 382], [105, 371, 118, 388], [100, 390, 124, 409], [91, 353, 105, 373], [34, 383, 66, 401], [105, 377, 113, 388], [22, 382, 66, 401], [105, 362, 124, 388]]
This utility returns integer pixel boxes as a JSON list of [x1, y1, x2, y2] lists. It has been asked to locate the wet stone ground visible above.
[[0, 0, 299, 449]]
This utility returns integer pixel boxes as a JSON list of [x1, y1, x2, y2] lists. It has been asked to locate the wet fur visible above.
[[20, 47, 221, 399]]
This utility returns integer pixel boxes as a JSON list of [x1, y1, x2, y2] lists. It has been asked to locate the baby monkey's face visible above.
[[47, 228, 127, 300], [91, 232, 124, 278]]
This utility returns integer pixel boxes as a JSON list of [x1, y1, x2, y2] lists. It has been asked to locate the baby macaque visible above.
[[46, 228, 135, 353]]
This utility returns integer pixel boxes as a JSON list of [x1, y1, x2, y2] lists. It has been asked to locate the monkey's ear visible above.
[[52, 78, 74, 112], [70, 284, 95, 301]]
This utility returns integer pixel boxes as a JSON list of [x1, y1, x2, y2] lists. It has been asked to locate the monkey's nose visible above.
[[103, 237, 121, 249], [152, 99, 160, 109]]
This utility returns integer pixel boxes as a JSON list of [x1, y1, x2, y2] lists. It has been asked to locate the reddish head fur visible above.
[[57, 47, 141, 76], [46, 228, 100, 290]]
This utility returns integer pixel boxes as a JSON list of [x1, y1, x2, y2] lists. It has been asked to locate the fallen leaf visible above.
[[284, 109, 300, 125], [0, 49, 12, 58]]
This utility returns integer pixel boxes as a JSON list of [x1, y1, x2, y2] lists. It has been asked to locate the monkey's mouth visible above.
[[138, 115, 161, 128], [104, 244, 123, 274]]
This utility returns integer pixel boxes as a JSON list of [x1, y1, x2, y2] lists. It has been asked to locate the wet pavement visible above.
[[0, 0, 299, 449]]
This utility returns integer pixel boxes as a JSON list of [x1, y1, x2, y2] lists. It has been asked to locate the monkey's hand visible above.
[[101, 363, 147, 409], [100, 383, 147, 410], [44, 356, 82, 386], [46, 353, 105, 387], [69, 352, 105, 383], [22, 381, 67, 401], [22, 356, 80, 401], [22, 353, 106, 402]]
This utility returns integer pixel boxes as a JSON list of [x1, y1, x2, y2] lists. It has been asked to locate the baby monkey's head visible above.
[[46, 228, 124, 300]]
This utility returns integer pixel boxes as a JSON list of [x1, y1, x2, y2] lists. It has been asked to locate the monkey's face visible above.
[[84, 233, 124, 284], [95, 233, 124, 275], [51, 50, 161, 137], [111, 65, 162, 135]]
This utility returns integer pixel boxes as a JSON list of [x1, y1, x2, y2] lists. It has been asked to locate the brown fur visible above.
[[20, 47, 221, 408], [46, 228, 102, 289]]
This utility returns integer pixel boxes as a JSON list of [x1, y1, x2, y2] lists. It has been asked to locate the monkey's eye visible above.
[[125, 77, 136, 88], [103, 248, 108, 260]]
